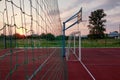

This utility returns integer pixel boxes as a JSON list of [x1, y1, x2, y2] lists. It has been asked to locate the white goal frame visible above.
[[66, 31, 81, 61]]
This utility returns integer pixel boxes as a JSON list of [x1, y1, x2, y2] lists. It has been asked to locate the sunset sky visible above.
[[0, 0, 120, 36], [58, 0, 120, 35]]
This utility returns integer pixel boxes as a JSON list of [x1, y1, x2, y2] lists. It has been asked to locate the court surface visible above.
[[0, 48, 66, 80], [0, 48, 120, 80], [67, 48, 120, 80]]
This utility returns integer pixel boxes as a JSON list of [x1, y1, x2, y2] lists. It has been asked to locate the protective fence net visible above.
[[0, 0, 67, 80]]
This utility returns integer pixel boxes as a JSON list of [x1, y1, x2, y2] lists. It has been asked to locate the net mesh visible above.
[[0, 0, 67, 80]]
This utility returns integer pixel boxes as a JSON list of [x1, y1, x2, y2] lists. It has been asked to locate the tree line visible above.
[[0, 33, 64, 41]]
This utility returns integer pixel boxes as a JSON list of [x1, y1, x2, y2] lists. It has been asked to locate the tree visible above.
[[88, 9, 106, 39], [45, 33, 55, 41], [40, 33, 46, 39], [56, 35, 62, 40]]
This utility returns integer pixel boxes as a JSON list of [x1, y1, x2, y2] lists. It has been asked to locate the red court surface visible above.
[[0, 48, 120, 80], [67, 61, 93, 80], [0, 48, 66, 80], [67, 48, 120, 80]]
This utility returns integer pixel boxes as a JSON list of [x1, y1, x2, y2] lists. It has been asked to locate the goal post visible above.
[[66, 31, 81, 61]]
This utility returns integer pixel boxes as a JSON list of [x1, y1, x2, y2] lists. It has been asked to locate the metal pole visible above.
[[119, 24, 120, 47], [74, 34, 75, 54], [10, 14, 17, 48], [62, 8, 82, 57], [119, 24, 120, 39], [3, 10, 7, 49], [0, 9, 6, 49], [62, 22, 65, 57], [79, 32, 81, 61]]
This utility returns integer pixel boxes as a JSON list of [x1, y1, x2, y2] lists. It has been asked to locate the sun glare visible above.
[[16, 28, 24, 35]]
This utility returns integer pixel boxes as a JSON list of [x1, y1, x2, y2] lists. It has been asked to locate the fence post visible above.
[[62, 22, 66, 57]]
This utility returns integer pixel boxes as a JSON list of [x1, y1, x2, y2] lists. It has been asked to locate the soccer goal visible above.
[[66, 31, 81, 61]]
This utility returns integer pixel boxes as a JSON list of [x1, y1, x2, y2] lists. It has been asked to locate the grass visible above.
[[0, 39, 63, 49], [0, 38, 120, 49], [81, 39, 120, 47]]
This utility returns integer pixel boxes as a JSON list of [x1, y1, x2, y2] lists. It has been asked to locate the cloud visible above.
[[59, 0, 120, 34], [61, 0, 108, 12], [60, 7, 78, 21], [106, 14, 120, 24], [83, 0, 108, 11], [60, 0, 109, 21], [104, 0, 120, 28], [105, 6, 120, 16]]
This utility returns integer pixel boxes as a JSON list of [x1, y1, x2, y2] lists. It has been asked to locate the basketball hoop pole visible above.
[[62, 8, 82, 57]]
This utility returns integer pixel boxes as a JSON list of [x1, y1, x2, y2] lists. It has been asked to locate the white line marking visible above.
[[0, 50, 24, 59], [80, 60, 96, 80], [28, 49, 57, 80], [73, 50, 96, 80], [17, 47, 62, 49]]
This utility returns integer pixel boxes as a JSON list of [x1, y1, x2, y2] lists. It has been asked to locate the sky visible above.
[[58, 0, 120, 35], [0, 0, 62, 35], [0, 0, 120, 36]]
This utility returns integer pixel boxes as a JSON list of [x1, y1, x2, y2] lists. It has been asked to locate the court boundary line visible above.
[[17, 47, 62, 48], [79, 60, 96, 80], [67, 59, 96, 80], [68, 48, 96, 80], [28, 48, 57, 80], [0, 50, 24, 59]]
